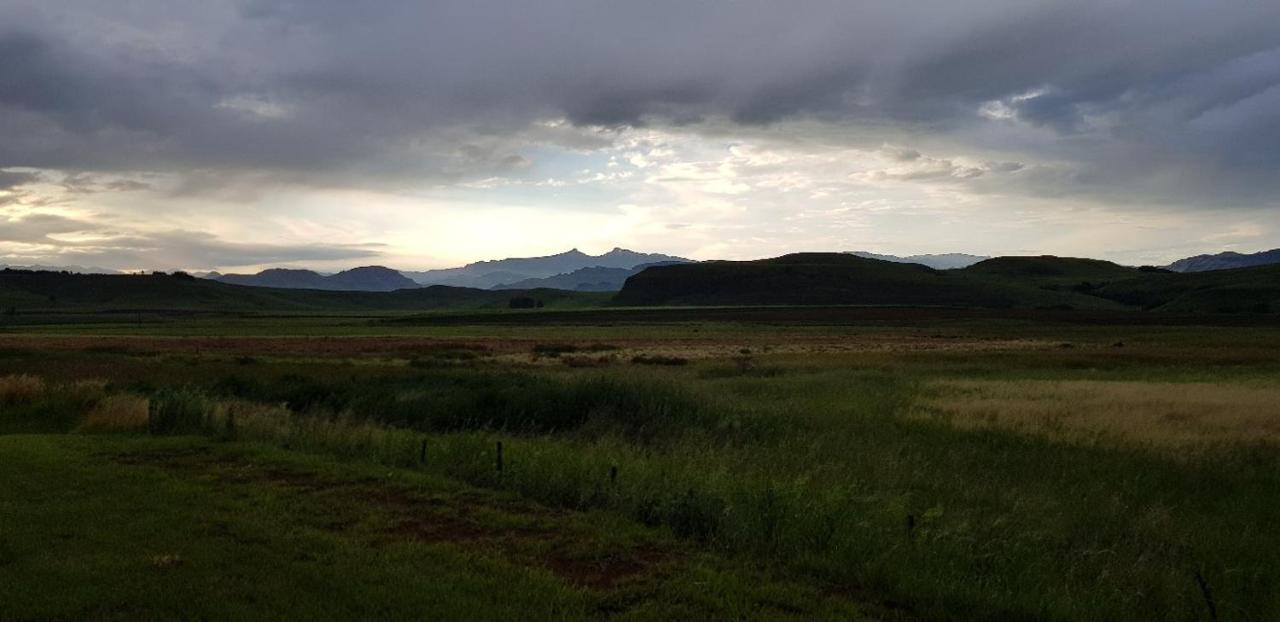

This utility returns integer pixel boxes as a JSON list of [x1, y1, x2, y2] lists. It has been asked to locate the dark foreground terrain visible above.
[[2, 305, 1278, 620]]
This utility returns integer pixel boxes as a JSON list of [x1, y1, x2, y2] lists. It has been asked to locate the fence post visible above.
[[419, 439, 427, 465], [496, 441, 504, 474]]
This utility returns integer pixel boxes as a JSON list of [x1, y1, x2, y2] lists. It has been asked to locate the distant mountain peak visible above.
[[1166, 248, 1280, 273], [402, 247, 691, 289], [217, 265, 417, 291], [847, 251, 988, 270]]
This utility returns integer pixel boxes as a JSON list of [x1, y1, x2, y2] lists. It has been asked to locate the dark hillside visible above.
[[0, 270, 605, 313], [1094, 264, 1280, 313], [615, 253, 1116, 309], [962, 256, 1138, 284]]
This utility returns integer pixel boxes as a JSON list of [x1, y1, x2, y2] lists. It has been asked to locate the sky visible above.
[[3, 0, 1280, 272]]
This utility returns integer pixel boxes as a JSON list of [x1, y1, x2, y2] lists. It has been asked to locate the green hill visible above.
[[1094, 264, 1280, 313], [615, 253, 1280, 313], [961, 256, 1139, 285], [615, 253, 1120, 309]]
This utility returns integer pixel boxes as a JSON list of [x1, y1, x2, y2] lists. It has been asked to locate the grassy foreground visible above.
[[0, 435, 866, 621], [2, 312, 1279, 620]]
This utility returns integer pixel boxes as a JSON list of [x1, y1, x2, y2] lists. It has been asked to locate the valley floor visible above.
[[2, 309, 1278, 620]]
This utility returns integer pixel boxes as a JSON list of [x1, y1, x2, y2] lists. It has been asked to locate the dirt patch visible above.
[[386, 517, 495, 543], [543, 546, 671, 590]]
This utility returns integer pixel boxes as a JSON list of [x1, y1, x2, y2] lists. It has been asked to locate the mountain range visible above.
[[492, 262, 687, 291], [201, 249, 691, 292], [846, 251, 988, 270], [402, 248, 690, 289], [1164, 248, 1280, 272], [8, 245, 1280, 295], [216, 266, 418, 292], [6, 252, 1280, 315]]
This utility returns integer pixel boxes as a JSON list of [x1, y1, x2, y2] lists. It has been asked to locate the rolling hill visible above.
[[615, 253, 1121, 309], [216, 266, 418, 291], [1094, 264, 1280, 313], [615, 253, 1280, 313], [0, 269, 606, 313], [960, 256, 1139, 284]]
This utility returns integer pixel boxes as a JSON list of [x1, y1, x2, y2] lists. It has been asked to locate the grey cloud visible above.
[[1, 212, 380, 270], [1, 1, 1279, 205], [0, 212, 94, 240], [862, 154, 1025, 184], [0, 169, 37, 192], [94, 231, 384, 269]]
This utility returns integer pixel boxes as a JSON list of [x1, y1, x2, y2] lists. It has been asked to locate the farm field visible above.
[[2, 310, 1279, 620]]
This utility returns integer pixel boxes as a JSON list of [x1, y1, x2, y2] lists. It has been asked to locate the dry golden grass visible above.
[[915, 379, 1280, 449], [0, 374, 46, 405], [79, 394, 150, 433]]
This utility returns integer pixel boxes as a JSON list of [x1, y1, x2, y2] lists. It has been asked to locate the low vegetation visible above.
[[2, 311, 1278, 619], [916, 379, 1280, 449]]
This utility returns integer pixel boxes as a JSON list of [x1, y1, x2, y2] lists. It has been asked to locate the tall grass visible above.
[[209, 368, 730, 441], [7, 360, 1280, 619], [0, 374, 45, 405], [916, 378, 1280, 449], [0, 374, 106, 433], [79, 394, 149, 433]]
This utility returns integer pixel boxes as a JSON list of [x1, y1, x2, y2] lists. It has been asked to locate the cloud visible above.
[[0, 170, 37, 190], [0, 211, 381, 270], [0, 1, 1276, 207]]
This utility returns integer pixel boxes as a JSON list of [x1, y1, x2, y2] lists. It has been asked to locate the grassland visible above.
[[2, 309, 1278, 620]]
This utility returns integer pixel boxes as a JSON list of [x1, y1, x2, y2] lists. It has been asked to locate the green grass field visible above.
[[2, 310, 1278, 620]]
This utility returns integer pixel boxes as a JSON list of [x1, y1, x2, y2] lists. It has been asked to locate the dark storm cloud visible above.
[[1, 1, 1279, 204]]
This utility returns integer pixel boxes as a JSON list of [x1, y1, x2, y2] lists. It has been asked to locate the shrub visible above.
[[148, 388, 216, 435], [0, 374, 44, 405], [80, 394, 150, 433]]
